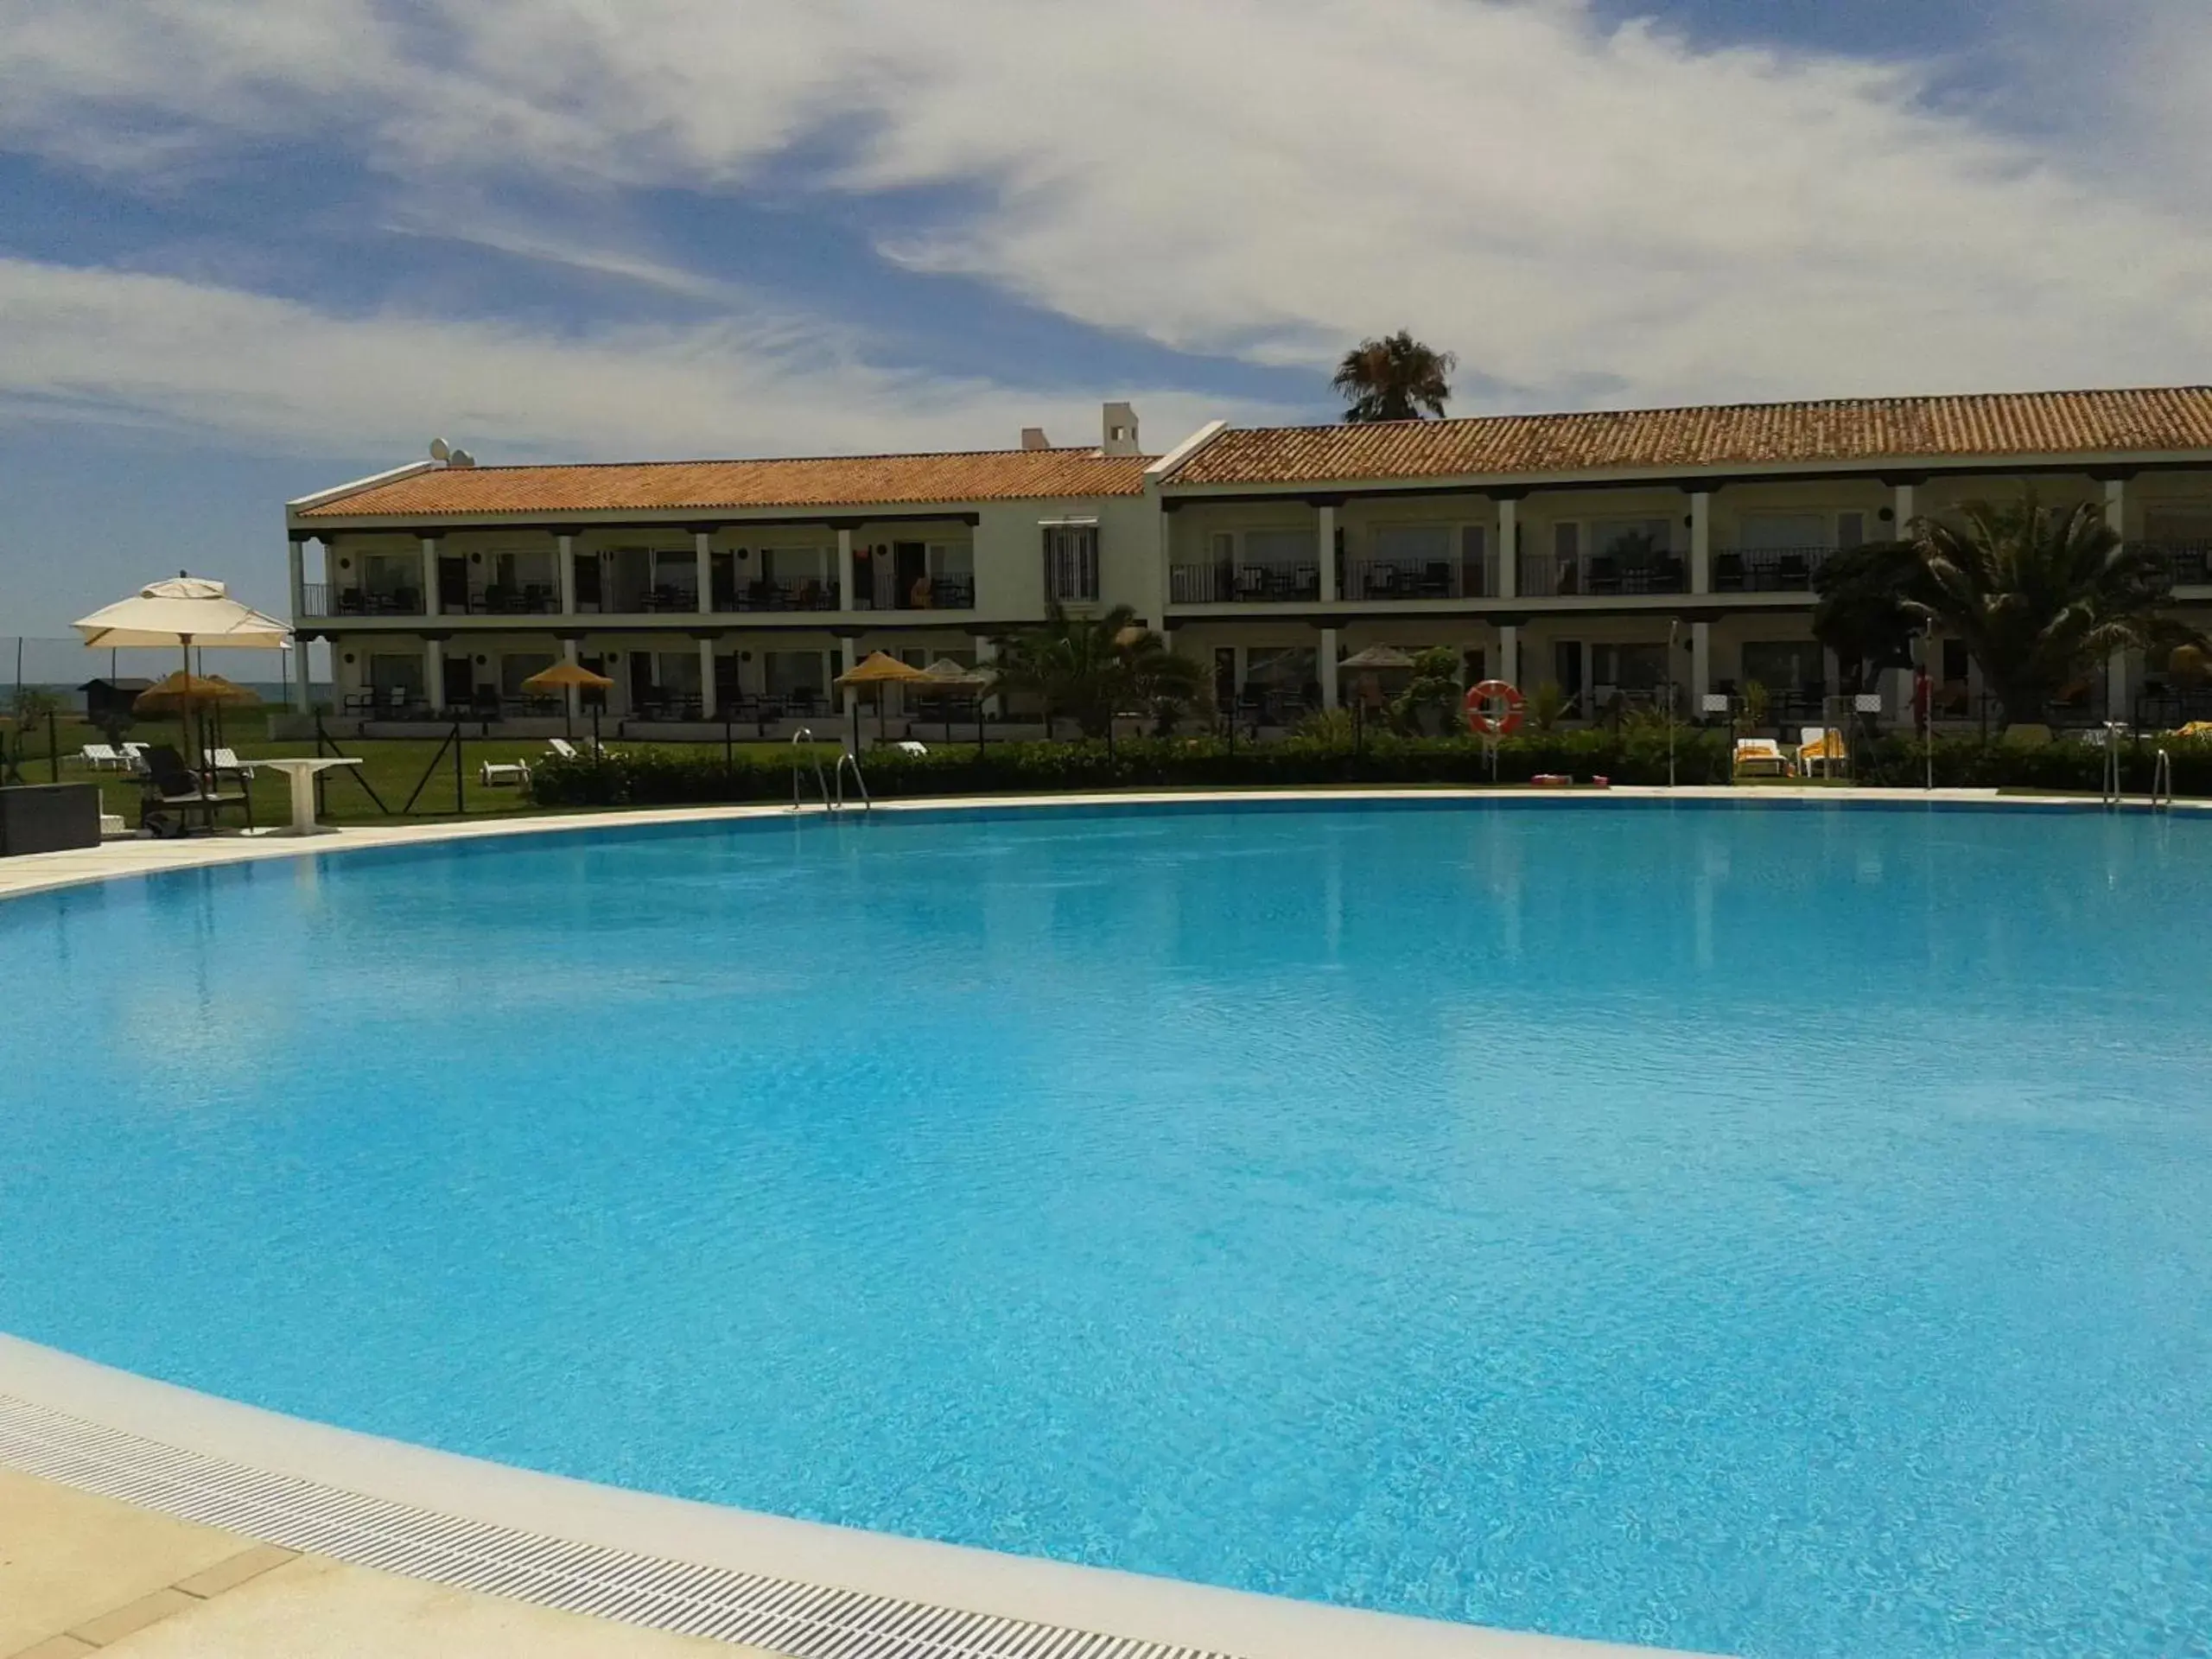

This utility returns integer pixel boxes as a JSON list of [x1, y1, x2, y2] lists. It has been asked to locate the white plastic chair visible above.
[[1733, 738, 1790, 778], [479, 760, 531, 787]]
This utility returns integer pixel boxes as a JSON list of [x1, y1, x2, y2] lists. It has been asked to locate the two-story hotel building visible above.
[[285, 389, 2212, 732]]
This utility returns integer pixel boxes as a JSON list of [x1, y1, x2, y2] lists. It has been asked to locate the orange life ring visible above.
[[1464, 679, 1525, 738]]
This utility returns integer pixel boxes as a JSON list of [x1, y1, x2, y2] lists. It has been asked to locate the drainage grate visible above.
[[0, 1392, 1238, 1659]]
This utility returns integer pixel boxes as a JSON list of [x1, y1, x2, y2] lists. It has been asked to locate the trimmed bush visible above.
[[528, 729, 2212, 808], [529, 731, 1738, 806]]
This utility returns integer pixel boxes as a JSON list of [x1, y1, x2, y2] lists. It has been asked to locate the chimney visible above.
[[1020, 426, 1052, 451], [1101, 402, 1140, 457]]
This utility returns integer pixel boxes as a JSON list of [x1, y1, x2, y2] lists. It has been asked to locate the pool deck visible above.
[[3, 784, 2197, 1659]]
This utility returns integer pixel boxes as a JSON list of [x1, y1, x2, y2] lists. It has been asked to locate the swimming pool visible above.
[[1, 799, 2208, 1657]]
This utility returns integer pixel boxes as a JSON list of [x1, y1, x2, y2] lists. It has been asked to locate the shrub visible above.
[[530, 730, 1741, 806]]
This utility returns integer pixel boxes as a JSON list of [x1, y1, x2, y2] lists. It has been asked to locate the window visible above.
[[1594, 518, 1672, 556], [1371, 524, 1454, 566], [765, 651, 827, 696], [1243, 528, 1314, 565], [368, 653, 423, 698], [1738, 514, 1829, 550], [1591, 643, 1669, 692], [2147, 511, 2212, 544], [500, 653, 555, 696], [1044, 523, 1099, 601], [1742, 641, 1821, 696]]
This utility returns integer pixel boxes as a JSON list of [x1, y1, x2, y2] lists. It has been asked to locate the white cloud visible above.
[[3, 0, 2211, 412], [0, 257, 1255, 460]]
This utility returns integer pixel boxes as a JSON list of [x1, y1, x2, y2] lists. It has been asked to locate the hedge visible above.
[[525, 728, 2212, 808], [530, 730, 1740, 805]]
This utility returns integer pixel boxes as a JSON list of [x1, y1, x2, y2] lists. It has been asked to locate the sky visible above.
[[3, 0, 2210, 639]]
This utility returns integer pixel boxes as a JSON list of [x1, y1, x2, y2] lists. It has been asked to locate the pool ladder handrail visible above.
[[2151, 747, 2173, 812], [790, 728, 833, 812], [835, 748, 872, 812]]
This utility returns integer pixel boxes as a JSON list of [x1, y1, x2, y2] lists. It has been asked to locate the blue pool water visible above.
[[2, 801, 2209, 1656]]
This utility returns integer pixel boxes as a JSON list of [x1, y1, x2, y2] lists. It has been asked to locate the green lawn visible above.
[[3, 712, 836, 828]]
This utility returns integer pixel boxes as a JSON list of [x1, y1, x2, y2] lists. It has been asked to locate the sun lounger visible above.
[[546, 737, 581, 760], [207, 746, 256, 780], [79, 743, 125, 770], [1796, 726, 1847, 778], [1733, 738, 1791, 778], [895, 741, 928, 756], [138, 745, 250, 836]]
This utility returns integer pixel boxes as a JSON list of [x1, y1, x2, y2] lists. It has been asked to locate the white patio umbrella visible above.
[[73, 575, 290, 764]]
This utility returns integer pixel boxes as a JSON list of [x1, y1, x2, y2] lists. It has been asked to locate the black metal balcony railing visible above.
[[721, 579, 842, 612], [1712, 547, 1834, 593], [2140, 540, 2212, 586], [1344, 558, 1497, 601], [459, 585, 560, 614], [1518, 555, 1690, 597], [896, 573, 976, 611], [311, 584, 425, 617], [1170, 563, 1320, 603]]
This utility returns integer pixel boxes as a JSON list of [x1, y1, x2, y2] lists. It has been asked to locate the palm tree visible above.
[[1908, 496, 2172, 726], [1817, 493, 2173, 726], [1331, 331, 1456, 423], [992, 603, 1203, 737], [1811, 539, 1925, 691]]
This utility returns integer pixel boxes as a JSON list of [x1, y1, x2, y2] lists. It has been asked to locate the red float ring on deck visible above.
[[1464, 680, 1525, 738]]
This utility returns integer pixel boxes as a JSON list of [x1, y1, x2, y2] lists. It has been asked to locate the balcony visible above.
[[1517, 553, 1688, 597], [302, 582, 424, 618], [455, 583, 559, 615], [1169, 563, 1320, 604], [2140, 540, 2212, 586], [1343, 558, 1495, 601], [1711, 547, 1834, 593], [718, 578, 842, 613]]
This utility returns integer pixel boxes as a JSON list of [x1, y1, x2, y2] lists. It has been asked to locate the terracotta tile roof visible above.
[[1167, 388, 2212, 488], [296, 448, 1153, 519]]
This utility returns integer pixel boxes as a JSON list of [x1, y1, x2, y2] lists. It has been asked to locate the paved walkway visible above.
[[0, 1469, 755, 1659]]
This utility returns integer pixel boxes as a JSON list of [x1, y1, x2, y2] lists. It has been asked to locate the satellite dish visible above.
[[449, 448, 475, 468], [429, 437, 451, 461]]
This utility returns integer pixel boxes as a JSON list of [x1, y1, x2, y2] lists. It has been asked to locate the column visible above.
[[698, 637, 718, 718], [1496, 499, 1519, 600], [1689, 492, 1711, 594], [1317, 503, 1337, 602], [1497, 623, 1519, 688], [287, 538, 311, 712], [2106, 478, 2128, 717], [975, 633, 999, 716], [421, 536, 441, 616], [1319, 626, 1339, 708], [695, 529, 714, 616], [424, 639, 446, 712], [562, 637, 581, 722], [557, 534, 576, 615], [1893, 482, 1916, 539], [837, 528, 855, 613], [1692, 621, 1712, 711], [840, 635, 858, 715]]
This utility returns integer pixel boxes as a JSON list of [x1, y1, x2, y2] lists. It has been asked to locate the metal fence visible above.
[[4, 636, 331, 710]]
